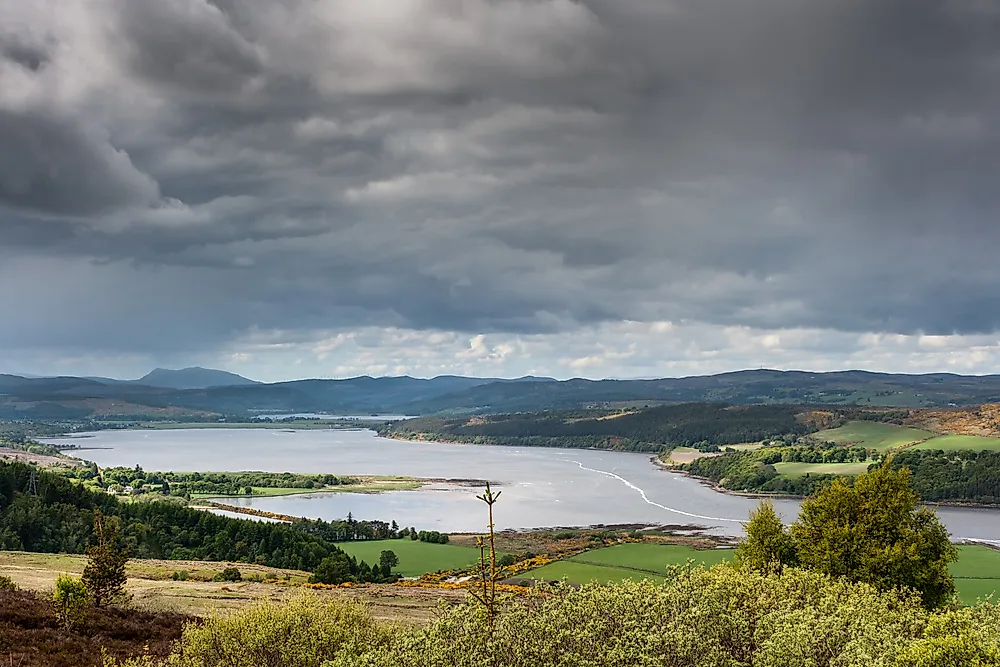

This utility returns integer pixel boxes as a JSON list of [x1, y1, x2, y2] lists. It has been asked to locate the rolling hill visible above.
[[3, 369, 1000, 419]]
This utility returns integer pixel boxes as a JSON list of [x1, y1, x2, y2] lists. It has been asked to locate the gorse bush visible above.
[[53, 573, 89, 631], [106, 594, 395, 667], [105, 567, 1000, 667]]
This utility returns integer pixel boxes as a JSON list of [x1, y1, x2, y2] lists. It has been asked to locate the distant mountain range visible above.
[[2, 368, 1000, 420]]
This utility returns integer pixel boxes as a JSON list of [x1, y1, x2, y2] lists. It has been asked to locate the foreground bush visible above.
[[348, 566, 995, 667], [108, 594, 394, 667], [105, 566, 1000, 667], [2, 588, 188, 667]]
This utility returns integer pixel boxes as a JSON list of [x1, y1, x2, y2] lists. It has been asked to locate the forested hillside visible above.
[[887, 449, 1000, 504], [0, 462, 399, 572], [384, 403, 815, 452], [5, 369, 1000, 420]]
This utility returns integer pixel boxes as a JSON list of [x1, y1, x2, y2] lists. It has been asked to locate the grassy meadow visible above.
[[337, 539, 490, 577], [772, 460, 875, 477], [913, 434, 1000, 452], [528, 543, 732, 584], [524, 542, 1000, 604], [813, 422, 934, 451], [0, 551, 463, 622]]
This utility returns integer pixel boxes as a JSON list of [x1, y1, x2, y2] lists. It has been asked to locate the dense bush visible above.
[[52, 574, 89, 631], [417, 530, 449, 544], [107, 595, 394, 667], [106, 568, 1000, 667], [213, 567, 242, 583]]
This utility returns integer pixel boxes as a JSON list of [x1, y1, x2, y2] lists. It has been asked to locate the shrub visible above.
[[0, 574, 17, 590], [311, 553, 354, 585], [343, 567, 998, 667], [106, 567, 1000, 667], [171, 570, 190, 581], [106, 594, 394, 667], [736, 500, 797, 573], [213, 567, 242, 582], [53, 573, 89, 631]]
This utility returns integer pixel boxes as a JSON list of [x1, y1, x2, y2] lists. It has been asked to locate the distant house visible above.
[[123, 485, 134, 494]]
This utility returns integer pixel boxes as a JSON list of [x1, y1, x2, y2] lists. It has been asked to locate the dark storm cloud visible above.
[[1, 36, 49, 71], [114, 0, 264, 93], [1, 0, 1000, 359], [0, 110, 159, 216]]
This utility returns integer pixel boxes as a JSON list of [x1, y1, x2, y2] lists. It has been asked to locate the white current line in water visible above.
[[567, 460, 744, 524]]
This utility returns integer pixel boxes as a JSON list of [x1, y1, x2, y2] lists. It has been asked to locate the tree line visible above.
[[0, 461, 404, 580], [885, 449, 1000, 504], [681, 441, 1000, 505], [91, 466, 356, 496], [385, 403, 813, 452]]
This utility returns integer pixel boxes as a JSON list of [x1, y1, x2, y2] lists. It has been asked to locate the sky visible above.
[[2, 0, 1000, 382]]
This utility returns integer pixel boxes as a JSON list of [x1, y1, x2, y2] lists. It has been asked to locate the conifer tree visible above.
[[81, 510, 128, 607]]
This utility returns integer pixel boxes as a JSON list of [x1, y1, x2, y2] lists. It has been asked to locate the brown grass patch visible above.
[[0, 588, 191, 667], [907, 404, 1000, 438]]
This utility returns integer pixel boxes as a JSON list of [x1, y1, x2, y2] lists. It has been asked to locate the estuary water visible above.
[[43, 428, 1000, 540]]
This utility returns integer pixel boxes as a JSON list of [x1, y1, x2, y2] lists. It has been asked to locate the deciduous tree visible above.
[[791, 462, 957, 609], [735, 500, 797, 573]]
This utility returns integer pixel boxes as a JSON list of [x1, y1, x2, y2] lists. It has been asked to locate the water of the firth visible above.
[[43, 428, 1000, 540]]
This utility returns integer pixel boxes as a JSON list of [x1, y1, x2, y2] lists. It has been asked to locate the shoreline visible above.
[[194, 476, 493, 500], [649, 455, 1000, 511], [40, 425, 1000, 514]]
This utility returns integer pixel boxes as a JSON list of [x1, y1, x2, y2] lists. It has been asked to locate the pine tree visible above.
[[81, 510, 128, 607]]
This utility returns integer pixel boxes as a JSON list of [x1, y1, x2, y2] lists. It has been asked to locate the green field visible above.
[[952, 545, 1000, 604], [524, 560, 668, 584], [528, 544, 734, 584], [772, 460, 875, 477], [813, 422, 934, 451], [337, 539, 485, 577], [912, 435, 1000, 452], [525, 542, 1000, 604]]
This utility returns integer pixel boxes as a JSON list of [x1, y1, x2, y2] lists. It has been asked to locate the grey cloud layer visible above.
[[1, 0, 999, 359]]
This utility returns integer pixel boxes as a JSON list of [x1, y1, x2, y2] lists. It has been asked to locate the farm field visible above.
[[528, 543, 734, 584], [912, 435, 1000, 452], [952, 545, 1000, 604], [772, 460, 875, 477], [337, 539, 487, 577], [813, 422, 934, 451], [524, 560, 667, 584], [525, 542, 1000, 604]]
